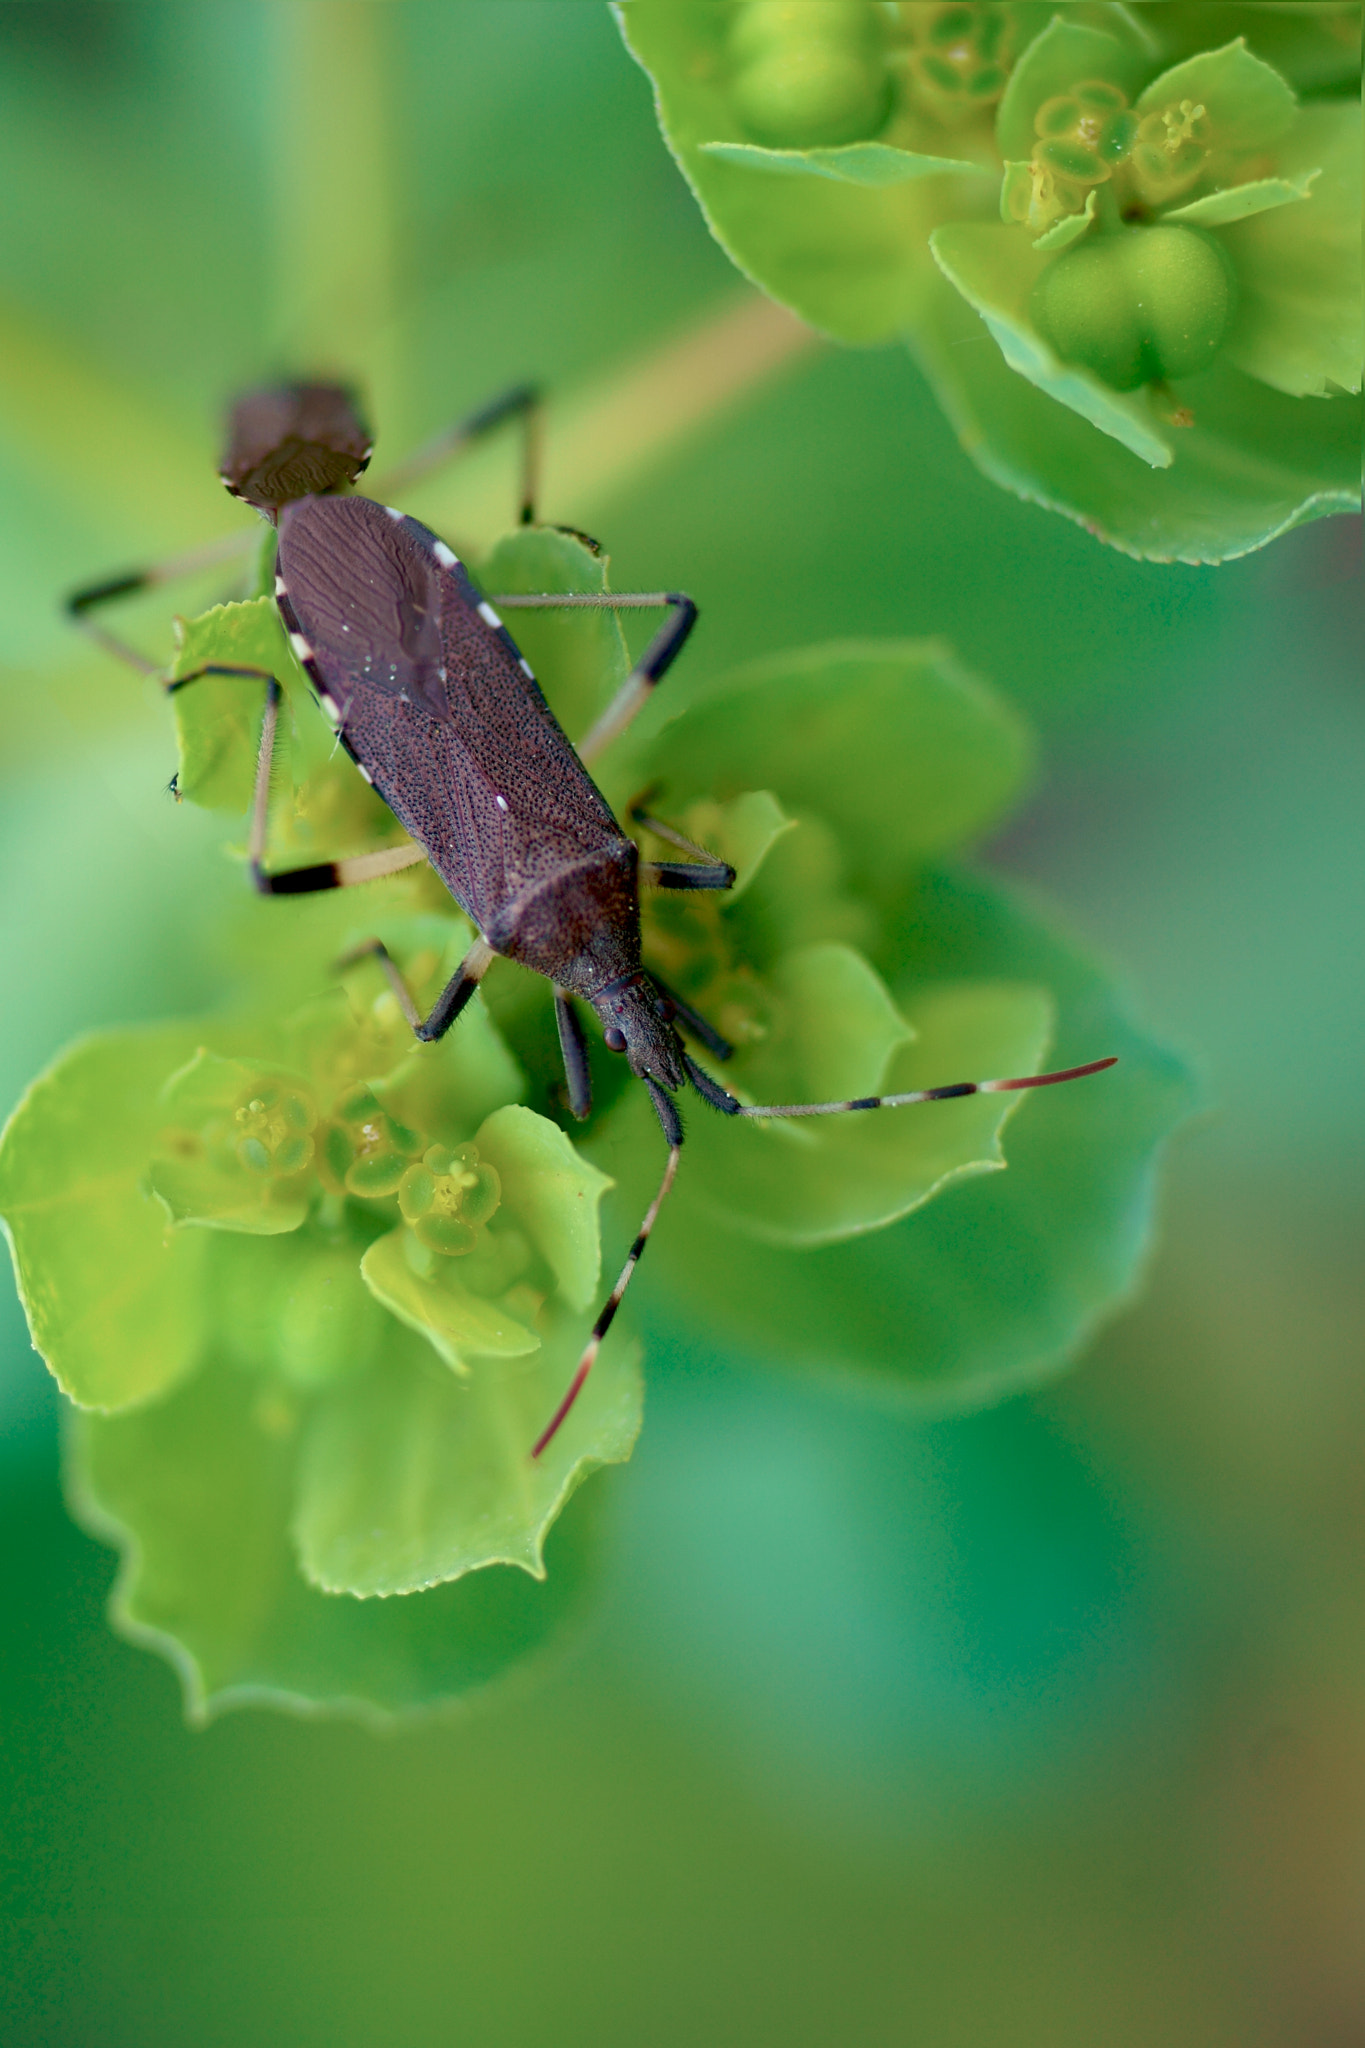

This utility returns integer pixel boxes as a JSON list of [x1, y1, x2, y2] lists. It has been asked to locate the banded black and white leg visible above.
[[531, 1136, 680, 1461], [66, 530, 261, 676], [372, 381, 543, 526], [487, 589, 699, 764], [168, 660, 490, 1041]]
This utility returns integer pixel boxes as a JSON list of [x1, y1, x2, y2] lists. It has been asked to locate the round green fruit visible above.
[[1030, 224, 1237, 391], [729, 1, 888, 147], [731, 47, 888, 146], [729, 1, 878, 67]]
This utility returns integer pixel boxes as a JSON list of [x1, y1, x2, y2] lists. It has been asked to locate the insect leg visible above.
[[65, 530, 257, 676], [334, 936, 494, 1041], [643, 861, 737, 891], [169, 663, 427, 896], [681, 1051, 1120, 1120], [554, 990, 593, 1120], [488, 591, 698, 763], [372, 382, 543, 525], [532, 1126, 682, 1461], [631, 798, 736, 893]]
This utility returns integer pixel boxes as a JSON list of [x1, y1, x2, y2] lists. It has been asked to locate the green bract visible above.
[[617, 2, 1362, 561], [0, 530, 1190, 1721]]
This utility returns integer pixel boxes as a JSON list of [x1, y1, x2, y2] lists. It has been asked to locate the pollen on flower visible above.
[[1004, 81, 1137, 234], [1130, 97, 1210, 205], [233, 1082, 318, 1178], [317, 1082, 425, 1199], [398, 1142, 502, 1256]]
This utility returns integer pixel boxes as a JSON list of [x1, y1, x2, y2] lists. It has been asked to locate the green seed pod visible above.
[[729, 0, 889, 148], [729, 1, 875, 67], [1030, 224, 1237, 392]]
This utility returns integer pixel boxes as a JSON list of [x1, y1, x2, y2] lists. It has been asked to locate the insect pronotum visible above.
[[67, 381, 1117, 1458]]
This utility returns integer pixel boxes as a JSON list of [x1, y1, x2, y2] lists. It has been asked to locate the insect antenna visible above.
[[681, 1052, 1118, 1119], [531, 1134, 682, 1461]]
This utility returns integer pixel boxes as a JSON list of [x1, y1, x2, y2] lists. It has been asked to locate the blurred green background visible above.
[[1, 6, 1361, 2043]]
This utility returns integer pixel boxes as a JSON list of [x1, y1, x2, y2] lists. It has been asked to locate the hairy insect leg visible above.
[[532, 1123, 682, 1461], [680, 1050, 1120, 1121], [335, 935, 496, 1042], [66, 530, 257, 676], [633, 802, 736, 893], [169, 662, 427, 897], [372, 382, 543, 525], [488, 590, 698, 763], [554, 990, 594, 1120]]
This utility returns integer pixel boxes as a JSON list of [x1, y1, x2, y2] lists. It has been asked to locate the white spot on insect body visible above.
[[478, 602, 503, 630], [357, 762, 374, 784], [289, 631, 313, 661], [433, 541, 459, 570], [318, 692, 340, 722], [384, 505, 404, 522], [519, 658, 536, 680], [495, 794, 509, 812], [274, 574, 287, 597]]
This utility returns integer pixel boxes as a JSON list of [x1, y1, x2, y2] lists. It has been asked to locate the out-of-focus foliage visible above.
[[617, 1, 1362, 560]]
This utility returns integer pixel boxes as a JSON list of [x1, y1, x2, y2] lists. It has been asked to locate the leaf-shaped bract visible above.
[[1219, 104, 1363, 399], [639, 640, 1034, 886], [627, 868, 1193, 1409], [699, 140, 982, 186], [610, 968, 1054, 1248], [1130, 3, 1361, 96], [0, 1027, 209, 1411], [911, 263, 1361, 563], [359, 1229, 542, 1371], [1163, 175, 1316, 230], [67, 1353, 602, 1724], [290, 1313, 642, 1594], [473, 1104, 615, 1314], [616, 0, 989, 344], [1134, 40, 1297, 158]]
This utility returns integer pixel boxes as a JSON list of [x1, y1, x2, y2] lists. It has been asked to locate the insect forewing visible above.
[[275, 495, 625, 936]]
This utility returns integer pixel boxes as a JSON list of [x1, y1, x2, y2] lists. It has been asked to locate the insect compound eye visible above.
[[604, 1026, 628, 1055]]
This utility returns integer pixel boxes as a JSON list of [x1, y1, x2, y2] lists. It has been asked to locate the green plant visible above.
[[0, 522, 1190, 1722], [617, 1, 1361, 560]]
